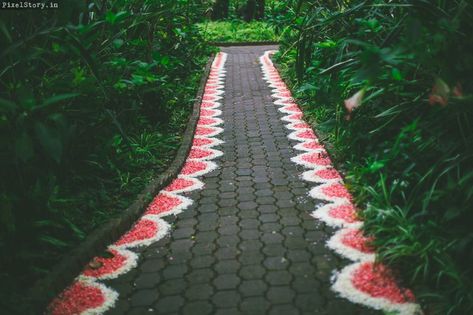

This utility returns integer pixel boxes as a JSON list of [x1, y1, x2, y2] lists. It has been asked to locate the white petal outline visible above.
[[188, 147, 224, 161], [79, 248, 138, 281], [332, 262, 422, 315], [164, 175, 205, 194], [327, 228, 375, 262], [113, 217, 170, 249], [259, 50, 421, 314], [144, 191, 194, 218]]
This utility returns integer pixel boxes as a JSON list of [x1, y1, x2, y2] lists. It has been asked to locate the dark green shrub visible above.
[[0, 0, 212, 311], [274, 1, 473, 313]]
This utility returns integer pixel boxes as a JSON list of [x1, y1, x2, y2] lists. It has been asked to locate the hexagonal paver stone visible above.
[[215, 260, 241, 274], [185, 284, 214, 301], [158, 279, 187, 296], [267, 286, 296, 304], [186, 269, 215, 284], [181, 301, 214, 315], [269, 304, 300, 315], [263, 256, 290, 270], [130, 289, 158, 306], [212, 290, 242, 308], [239, 264, 266, 280], [239, 279, 268, 297], [240, 296, 271, 313], [214, 274, 241, 290], [134, 272, 160, 289], [153, 295, 185, 313]]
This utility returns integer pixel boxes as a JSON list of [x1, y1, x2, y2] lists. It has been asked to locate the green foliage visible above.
[[197, 20, 277, 42], [0, 0, 211, 311], [274, 0, 473, 314]]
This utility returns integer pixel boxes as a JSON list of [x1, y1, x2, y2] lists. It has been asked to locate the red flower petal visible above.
[[49, 281, 107, 315], [200, 109, 218, 117], [282, 104, 301, 113], [181, 160, 209, 176], [198, 117, 218, 126], [352, 262, 416, 304], [82, 249, 129, 279], [145, 193, 183, 216], [340, 229, 374, 253], [195, 126, 218, 136], [165, 178, 196, 192], [292, 122, 311, 129], [192, 137, 214, 147], [314, 168, 341, 180], [277, 91, 293, 98], [115, 219, 160, 246], [301, 141, 324, 151], [188, 148, 213, 159], [202, 94, 217, 101], [301, 153, 331, 166], [206, 79, 220, 85], [328, 204, 359, 223], [296, 129, 316, 140], [322, 184, 352, 200], [201, 101, 216, 108], [286, 113, 303, 121]]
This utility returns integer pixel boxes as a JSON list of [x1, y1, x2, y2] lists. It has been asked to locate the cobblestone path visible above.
[[105, 46, 380, 315]]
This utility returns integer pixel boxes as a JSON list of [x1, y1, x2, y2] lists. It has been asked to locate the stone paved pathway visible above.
[[105, 46, 380, 315]]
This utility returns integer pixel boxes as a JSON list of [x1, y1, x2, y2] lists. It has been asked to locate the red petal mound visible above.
[[296, 129, 317, 140], [82, 249, 129, 279], [276, 88, 292, 96], [202, 94, 217, 101], [200, 109, 219, 117], [328, 204, 359, 223], [341, 229, 375, 253], [195, 126, 217, 136], [286, 113, 303, 121], [207, 75, 220, 80], [145, 193, 183, 216], [204, 87, 218, 94], [115, 219, 159, 246], [322, 183, 352, 200], [181, 160, 209, 176], [198, 117, 218, 126], [315, 168, 341, 180], [282, 104, 301, 113], [352, 262, 416, 304], [206, 79, 220, 85], [277, 100, 297, 106], [49, 281, 107, 315], [201, 101, 216, 108], [301, 153, 332, 166], [166, 177, 196, 192], [299, 141, 323, 151], [188, 148, 213, 159], [272, 82, 286, 88], [292, 122, 311, 129], [192, 137, 214, 147]]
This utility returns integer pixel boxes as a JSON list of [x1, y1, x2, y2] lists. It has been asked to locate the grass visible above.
[[197, 20, 278, 43]]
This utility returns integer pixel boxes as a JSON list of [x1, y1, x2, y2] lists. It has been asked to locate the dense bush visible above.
[[274, 1, 473, 314], [0, 0, 212, 310], [197, 20, 277, 42]]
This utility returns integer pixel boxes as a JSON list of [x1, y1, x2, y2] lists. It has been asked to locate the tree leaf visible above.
[[15, 131, 34, 162], [38, 93, 80, 110], [35, 122, 63, 163], [0, 97, 16, 113], [113, 38, 124, 49]]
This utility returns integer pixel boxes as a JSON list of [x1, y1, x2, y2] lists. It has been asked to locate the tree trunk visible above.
[[244, 0, 256, 22], [211, 0, 229, 20], [255, 0, 265, 20]]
